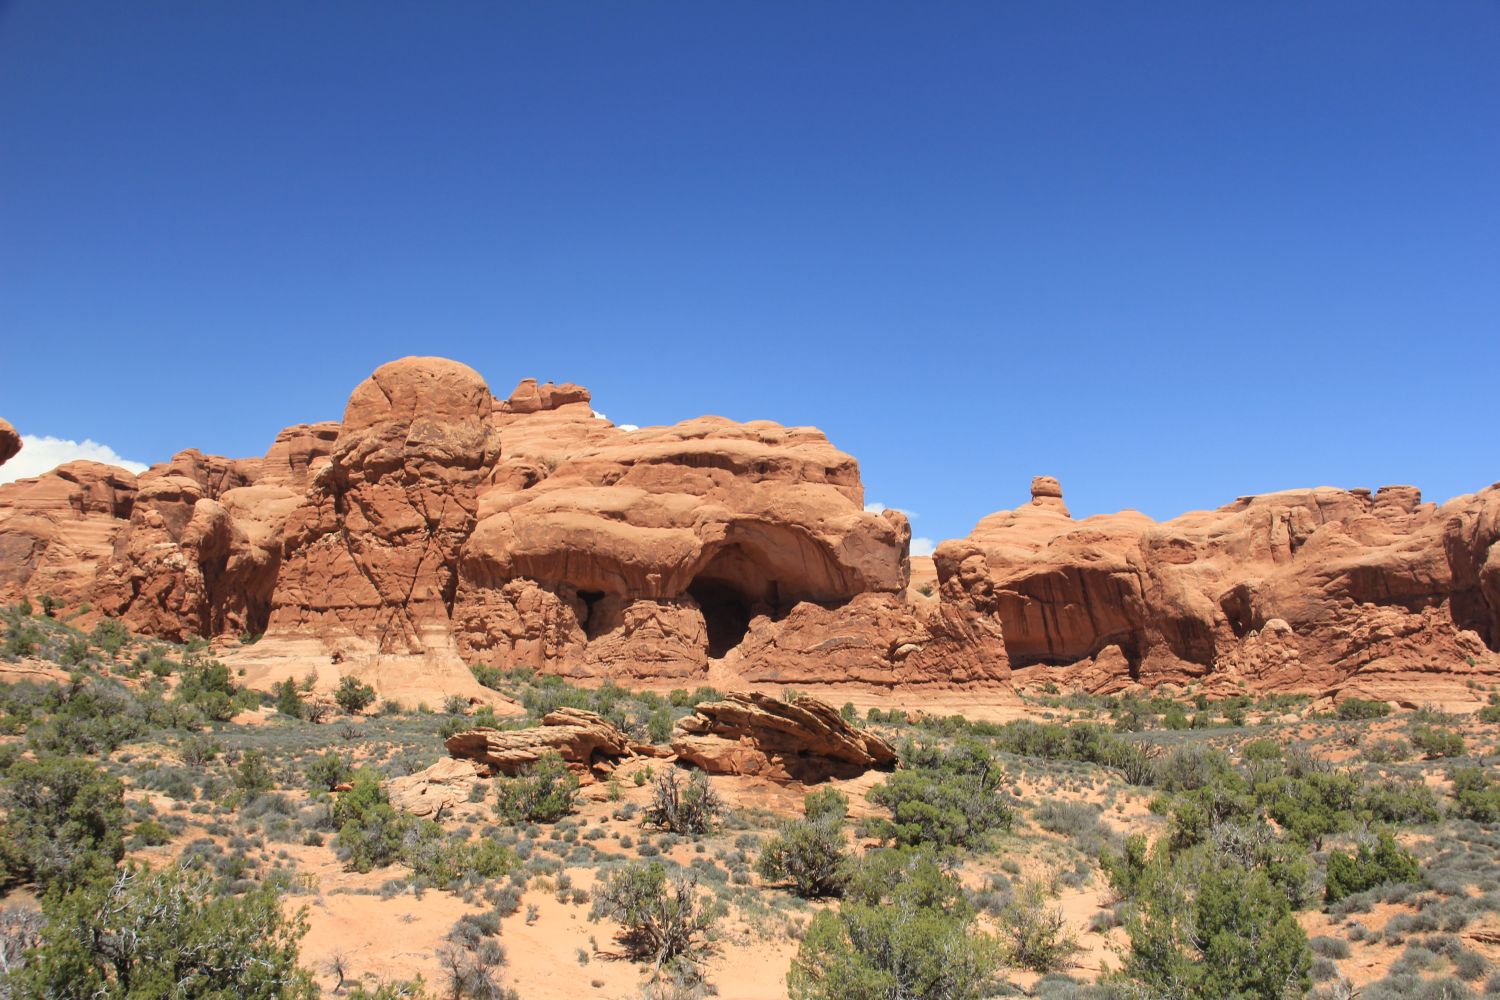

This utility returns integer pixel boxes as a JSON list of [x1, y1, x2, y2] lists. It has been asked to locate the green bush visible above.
[[306, 751, 354, 793], [803, 787, 849, 823], [756, 812, 850, 898], [1325, 831, 1420, 903], [1450, 766, 1500, 822], [0, 755, 125, 891], [273, 679, 304, 719], [334, 675, 376, 715], [1336, 697, 1393, 720], [493, 752, 579, 824], [788, 848, 1000, 1000], [864, 742, 1012, 849], [1120, 843, 1311, 1000], [10, 864, 316, 998], [1410, 724, 1465, 759], [333, 770, 407, 873], [996, 878, 1079, 973]]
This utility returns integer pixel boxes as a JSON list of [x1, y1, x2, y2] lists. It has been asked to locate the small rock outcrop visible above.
[[443, 707, 639, 776], [671, 692, 897, 782], [387, 757, 484, 818]]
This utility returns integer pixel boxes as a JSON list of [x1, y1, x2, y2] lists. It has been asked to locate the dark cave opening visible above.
[[687, 577, 754, 658], [577, 590, 606, 639]]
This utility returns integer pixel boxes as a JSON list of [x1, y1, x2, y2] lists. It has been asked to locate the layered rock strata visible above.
[[671, 692, 897, 781]]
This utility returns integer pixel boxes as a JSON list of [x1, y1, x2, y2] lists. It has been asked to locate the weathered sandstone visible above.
[[0, 419, 19, 469], [939, 478, 1500, 701], [444, 707, 640, 776], [671, 691, 897, 781]]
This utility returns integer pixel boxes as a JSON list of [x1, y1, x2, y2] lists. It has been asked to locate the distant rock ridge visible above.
[[1, 359, 1498, 702]]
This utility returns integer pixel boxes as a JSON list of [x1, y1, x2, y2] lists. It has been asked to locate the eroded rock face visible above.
[[269, 358, 500, 653], [0, 461, 139, 607], [671, 691, 896, 781], [388, 757, 485, 817], [444, 708, 640, 776], [939, 478, 1500, 699], [0, 419, 19, 469]]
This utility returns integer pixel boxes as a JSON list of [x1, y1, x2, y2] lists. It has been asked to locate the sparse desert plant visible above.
[[755, 812, 850, 898], [646, 769, 724, 835], [589, 862, 723, 970], [996, 878, 1080, 973]]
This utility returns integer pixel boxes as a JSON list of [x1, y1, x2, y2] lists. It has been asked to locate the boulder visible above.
[[388, 757, 484, 818], [671, 692, 897, 782], [443, 707, 640, 775], [0, 419, 19, 469]]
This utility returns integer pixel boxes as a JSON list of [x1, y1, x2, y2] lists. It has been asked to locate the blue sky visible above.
[[2, 2, 1496, 547]]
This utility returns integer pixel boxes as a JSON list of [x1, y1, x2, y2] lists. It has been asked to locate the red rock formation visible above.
[[671, 691, 897, 781], [7, 357, 1500, 703], [939, 478, 1500, 700], [0, 461, 138, 606], [0, 419, 19, 469], [269, 358, 500, 653]]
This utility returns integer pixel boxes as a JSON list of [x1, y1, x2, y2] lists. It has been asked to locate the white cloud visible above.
[[0, 435, 150, 485], [864, 501, 918, 518], [618, 424, 639, 432], [910, 537, 936, 557], [591, 410, 607, 421], [593, 410, 640, 432]]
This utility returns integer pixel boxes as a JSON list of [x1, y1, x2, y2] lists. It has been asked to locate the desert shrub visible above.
[[996, 878, 1080, 973], [403, 823, 514, 891], [1265, 771, 1359, 849], [646, 707, 675, 745], [756, 813, 849, 898], [802, 787, 849, 823], [1478, 693, 1500, 724], [1326, 831, 1421, 903], [306, 752, 354, 793], [788, 847, 1000, 1000], [1337, 698, 1393, 720], [8, 864, 316, 999], [865, 742, 1012, 849], [1117, 839, 1312, 999], [333, 770, 408, 873], [493, 752, 579, 824], [0, 755, 125, 891], [273, 679, 304, 719], [589, 862, 722, 969], [645, 769, 723, 835], [334, 675, 376, 715], [175, 656, 240, 721], [1450, 767, 1500, 823], [1362, 778, 1442, 825], [232, 750, 275, 799], [88, 618, 130, 658], [1411, 724, 1466, 759]]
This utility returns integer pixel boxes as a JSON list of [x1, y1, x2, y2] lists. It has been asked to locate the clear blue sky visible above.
[[2, 2, 1496, 546]]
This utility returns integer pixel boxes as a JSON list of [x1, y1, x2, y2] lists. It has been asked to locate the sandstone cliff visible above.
[[3, 360, 1498, 702], [943, 477, 1500, 702]]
